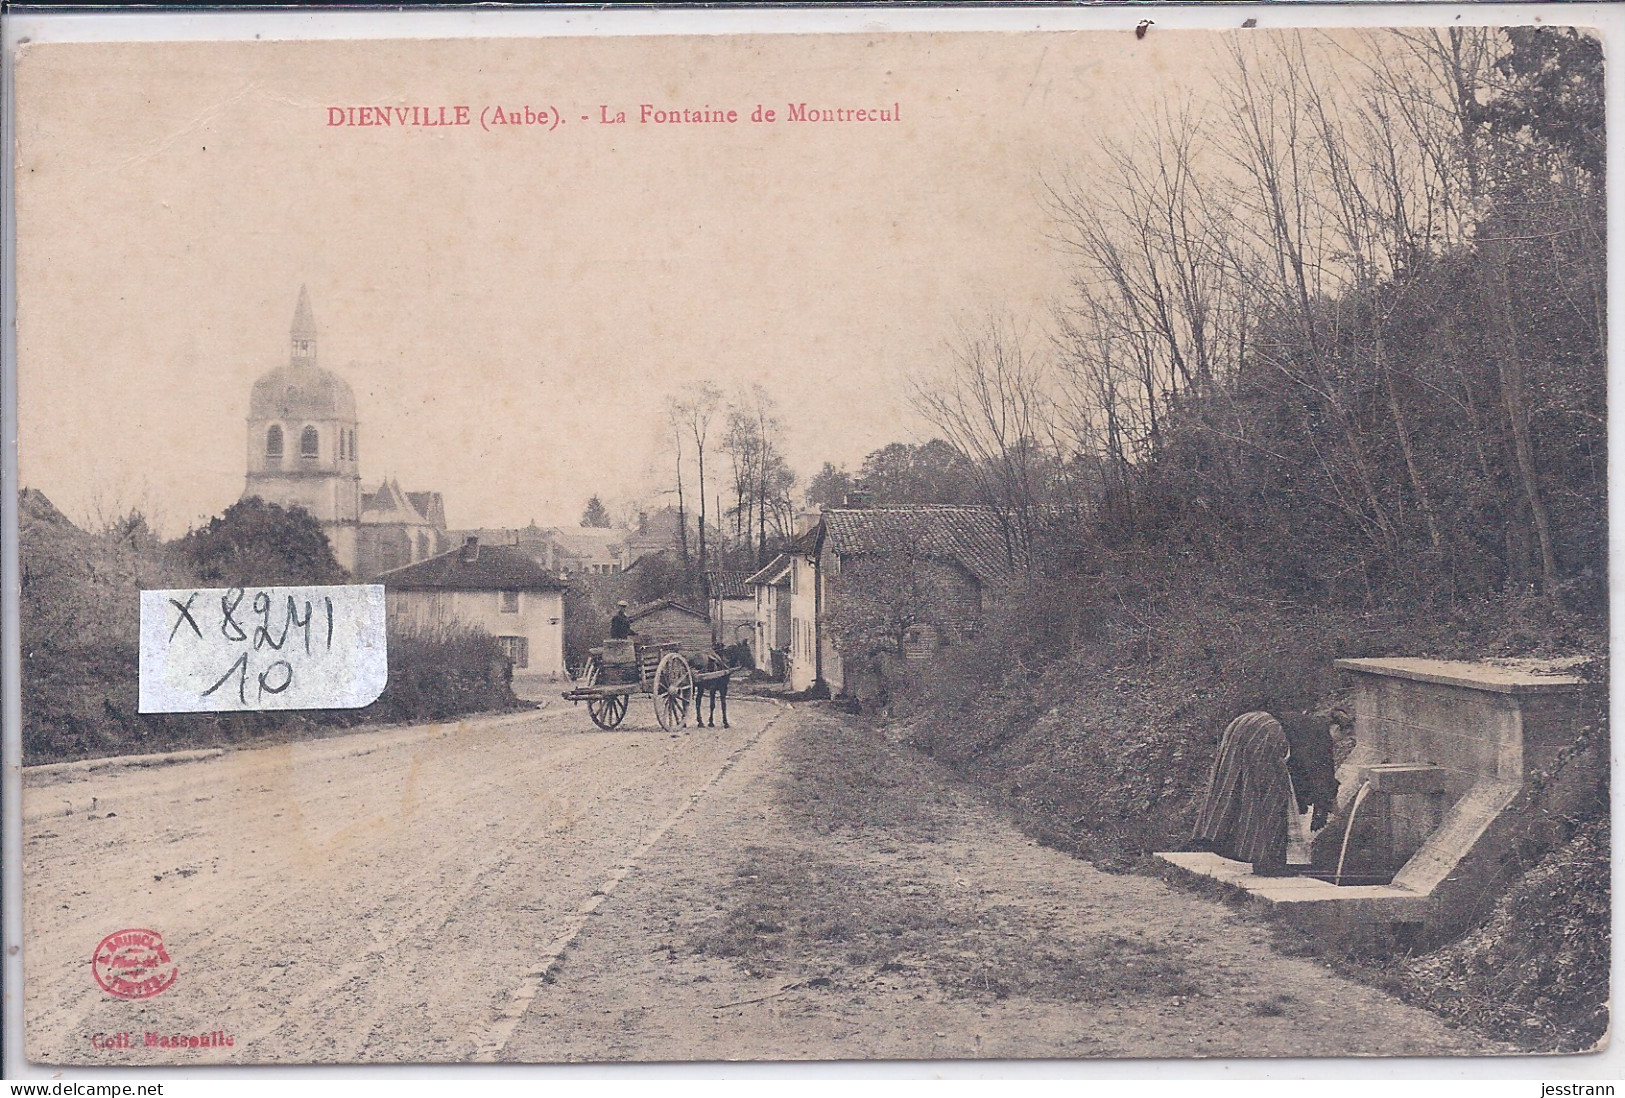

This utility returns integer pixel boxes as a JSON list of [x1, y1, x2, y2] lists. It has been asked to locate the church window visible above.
[[500, 590, 520, 614], [266, 425, 284, 458], [417, 532, 430, 560], [300, 426, 319, 458]]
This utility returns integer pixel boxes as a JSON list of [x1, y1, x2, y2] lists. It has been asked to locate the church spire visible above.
[[290, 284, 317, 364]]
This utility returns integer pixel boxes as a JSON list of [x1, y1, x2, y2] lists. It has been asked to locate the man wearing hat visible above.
[[609, 600, 636, 640]]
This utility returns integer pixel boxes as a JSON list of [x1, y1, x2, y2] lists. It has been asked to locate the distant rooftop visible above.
[[375, 540, 566, 591]]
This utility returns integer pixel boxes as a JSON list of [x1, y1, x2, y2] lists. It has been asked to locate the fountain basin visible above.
[[1155, 657, 1594, 945], [1158, 852, 1424, 939]]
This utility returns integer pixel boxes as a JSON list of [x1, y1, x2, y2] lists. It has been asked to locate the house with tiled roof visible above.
[[707, 570, 756, 652], [746, 554, 793, 680], [544, 526, 629, 577], [787, 506, 1020, 695], [377, 536, 569, 685]]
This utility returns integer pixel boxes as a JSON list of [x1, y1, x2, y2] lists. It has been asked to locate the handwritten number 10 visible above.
[[200, 654, 295, 704]]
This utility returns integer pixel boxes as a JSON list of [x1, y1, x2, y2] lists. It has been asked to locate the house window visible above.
[[300, 426, 319, 458], [905, 625, 938, 662], [499, 590, 520, 613], [497, 635, 529, 668], [265, 424, 284, 458], [417, 532, 430, 560]]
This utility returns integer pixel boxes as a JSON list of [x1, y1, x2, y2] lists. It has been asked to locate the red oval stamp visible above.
[[91, 929, 178, 999]]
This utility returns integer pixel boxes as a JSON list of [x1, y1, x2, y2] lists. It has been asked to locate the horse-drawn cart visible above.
[[562, 639, 696, 730], [564, 635, 737, 731]]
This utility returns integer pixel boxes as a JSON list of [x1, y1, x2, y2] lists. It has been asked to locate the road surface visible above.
[[22, 698, 1489, 1063]]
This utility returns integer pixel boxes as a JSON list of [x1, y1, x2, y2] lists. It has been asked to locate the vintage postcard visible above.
[[8, 12, 1611, 1069]]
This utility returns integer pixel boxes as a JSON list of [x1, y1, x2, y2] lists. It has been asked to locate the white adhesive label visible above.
[[139, 585, 388, 713]]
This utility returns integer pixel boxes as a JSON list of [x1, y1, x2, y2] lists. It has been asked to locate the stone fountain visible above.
[[1157, 657, 1596, 943]]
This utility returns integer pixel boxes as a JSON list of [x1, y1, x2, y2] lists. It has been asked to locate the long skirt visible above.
[[1192, 711, 1293, 867]]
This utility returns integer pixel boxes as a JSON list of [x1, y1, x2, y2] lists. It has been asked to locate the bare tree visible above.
[[663, 398, 691, 566], [672, 381, 723, 581], [910, 317, 1048, 567]]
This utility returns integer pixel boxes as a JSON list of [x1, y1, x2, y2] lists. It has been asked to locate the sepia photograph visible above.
[[7, 13, 1610, 1068]]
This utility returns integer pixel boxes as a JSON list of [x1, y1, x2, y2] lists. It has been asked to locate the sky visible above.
[[18, 28, 1257, 534]]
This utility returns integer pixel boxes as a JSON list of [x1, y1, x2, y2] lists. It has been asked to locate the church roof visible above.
[[290, 284, 317, 342], [406, 492, 446, 529], [362, 478, 430, 526], [249, 288, 358, 421], [250, 363, 358, 421]]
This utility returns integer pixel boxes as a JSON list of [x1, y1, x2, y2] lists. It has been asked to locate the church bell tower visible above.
[[242, 287, 363, 573]]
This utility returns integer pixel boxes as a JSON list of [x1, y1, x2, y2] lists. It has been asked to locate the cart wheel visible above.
[[588, 692, 628, 730], [653, 652, 695, 732], [578, 659, 624, 729], [572, 657, 601, 700]]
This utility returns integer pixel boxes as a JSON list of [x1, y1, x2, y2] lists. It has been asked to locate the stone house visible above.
[[746, 553, 792, 680], [544, 526, 629, 577], [786, 505, 1017, 695], [707, 570, 756, 652], [378, 536, 568, 685]]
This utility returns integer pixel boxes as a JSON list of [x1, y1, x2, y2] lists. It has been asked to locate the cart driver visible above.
[[609, 601, 636, 640]]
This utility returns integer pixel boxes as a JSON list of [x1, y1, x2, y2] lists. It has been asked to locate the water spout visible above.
[[1334, 779, 1374, 887]]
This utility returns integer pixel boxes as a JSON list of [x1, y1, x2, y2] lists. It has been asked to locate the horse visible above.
[[690, 647, 735, 728]]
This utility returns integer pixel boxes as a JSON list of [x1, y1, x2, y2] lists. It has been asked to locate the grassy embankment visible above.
[[888, 578, 1608, 1053]]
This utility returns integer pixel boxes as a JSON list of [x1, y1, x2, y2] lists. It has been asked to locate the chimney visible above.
[[638, 510, 649, 534], [461, 536, 479, 563], [843, 488, 873, 509]]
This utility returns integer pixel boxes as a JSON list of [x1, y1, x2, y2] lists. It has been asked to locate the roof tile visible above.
[[376, 542, 566, 591], [820, 505, 1017, 583]]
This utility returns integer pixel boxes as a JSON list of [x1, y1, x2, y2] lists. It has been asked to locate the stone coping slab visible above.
[[1155, 852, 1429, 916], [1333, 657, 1587, 694]]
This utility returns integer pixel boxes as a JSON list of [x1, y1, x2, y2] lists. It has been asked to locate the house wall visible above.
[[788, 554, 814, 691], [753, 582, 792, 677], [386, 587, 566, 680], [713, 595, 755, 648], [789, 538, 992, 694], [788, 547, 844, 693]]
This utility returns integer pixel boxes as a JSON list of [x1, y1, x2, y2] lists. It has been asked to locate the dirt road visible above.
[[22, 700, 1490, 1064]]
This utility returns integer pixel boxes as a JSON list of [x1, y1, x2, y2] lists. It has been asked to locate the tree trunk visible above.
[[675, 444, 690, 566], [1377, 327, 1442, 551], [1484, 237, 1559, 593], [697, 440, 709, 581]]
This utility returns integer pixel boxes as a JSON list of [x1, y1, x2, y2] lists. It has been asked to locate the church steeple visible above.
[[290, 284, 317, 364]]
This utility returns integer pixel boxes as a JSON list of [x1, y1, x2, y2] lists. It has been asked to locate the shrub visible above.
[[21, 623, 518, 766]]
